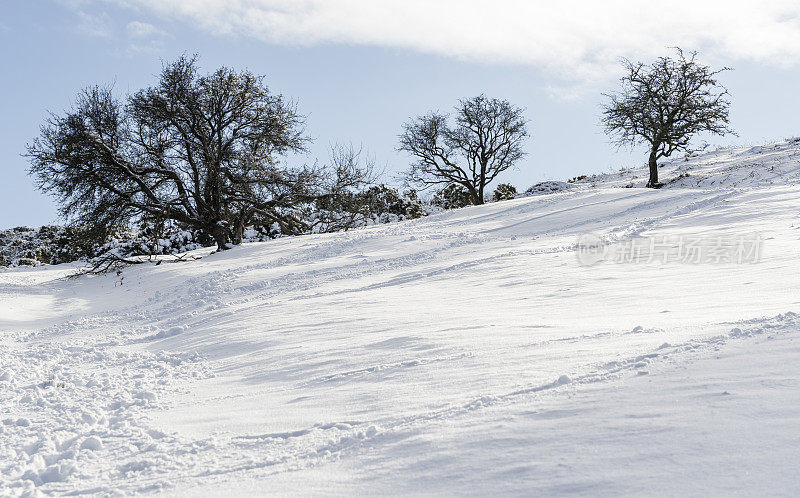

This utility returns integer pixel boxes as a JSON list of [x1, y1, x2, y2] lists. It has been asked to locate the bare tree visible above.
[[398, 95, 528, 205], [26, 56, 369, 250], [602, 48, 734, 188]]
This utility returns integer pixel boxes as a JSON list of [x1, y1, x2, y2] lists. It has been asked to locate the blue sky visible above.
[[2, 0, 800, 228]]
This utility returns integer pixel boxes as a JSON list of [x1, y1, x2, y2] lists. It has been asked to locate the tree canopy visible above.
[[602, 48, 734, 187], [27, 56, 368, 249], [399, 95, 528, 204]]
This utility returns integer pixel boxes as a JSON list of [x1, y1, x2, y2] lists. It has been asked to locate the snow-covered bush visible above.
[[0, 224, 204, 268], [310, 184, 427, 233], [524, 181, 572, 195], [93, 229, 203, 261], [0, 225, 105, 267], [1, 185, 431, 268], [354, 185, 427, 221], [431, 184, 473, 210], [492, 183, 518, 201]]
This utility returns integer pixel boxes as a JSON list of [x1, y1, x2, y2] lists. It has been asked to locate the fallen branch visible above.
[[70, 251, 202, 278]]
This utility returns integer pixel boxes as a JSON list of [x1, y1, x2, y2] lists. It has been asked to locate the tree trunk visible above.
[[478, 163, 486, 204], [232, 214, 248, 245], [646, 148, 660, 188], [464, 183, 482, 205], [209, 223, 230, 251]]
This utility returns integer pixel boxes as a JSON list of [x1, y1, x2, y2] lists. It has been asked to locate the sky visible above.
[[2, 0, 800, 228]]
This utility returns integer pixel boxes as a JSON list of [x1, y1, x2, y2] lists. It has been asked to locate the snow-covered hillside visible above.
[[2, 141, 800, 496], [573, 137, 800, 189]]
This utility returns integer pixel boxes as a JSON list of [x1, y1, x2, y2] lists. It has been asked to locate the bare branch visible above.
[[601, 48, 734, 187], [398, 95, 529, 204]]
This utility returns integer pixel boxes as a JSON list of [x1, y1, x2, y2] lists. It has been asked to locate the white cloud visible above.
[[125, 20, 165, 38], [74, 10, 113, 38], [104, 1, 800, 82]]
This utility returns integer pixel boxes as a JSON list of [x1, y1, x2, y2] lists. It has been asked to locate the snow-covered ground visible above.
[[2, 140, 800, 496]]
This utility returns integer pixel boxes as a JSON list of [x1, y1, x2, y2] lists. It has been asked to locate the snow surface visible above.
[[2, 140, 800, 496]]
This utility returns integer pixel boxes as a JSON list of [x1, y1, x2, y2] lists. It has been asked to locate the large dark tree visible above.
[[398, 95, 528, 205], [27, 56, 367, 249], [602, 48, 734, 188]]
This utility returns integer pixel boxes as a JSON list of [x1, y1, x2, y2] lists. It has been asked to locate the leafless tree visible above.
[[398, 95, 529, 205], [26, 56, 370, 249], [602, 48, 734, 188]]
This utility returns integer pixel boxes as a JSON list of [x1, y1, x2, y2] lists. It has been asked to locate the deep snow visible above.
[[2, 139, 800, 496]]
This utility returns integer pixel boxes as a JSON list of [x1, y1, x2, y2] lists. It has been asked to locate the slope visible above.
[[1, 141, 800, 496]]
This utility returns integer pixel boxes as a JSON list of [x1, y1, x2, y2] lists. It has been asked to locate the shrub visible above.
[[492, 184, 518, 201], [524, 181, 572, 195], [312, 184, 427, 232], [431, 184, 473, 210]]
